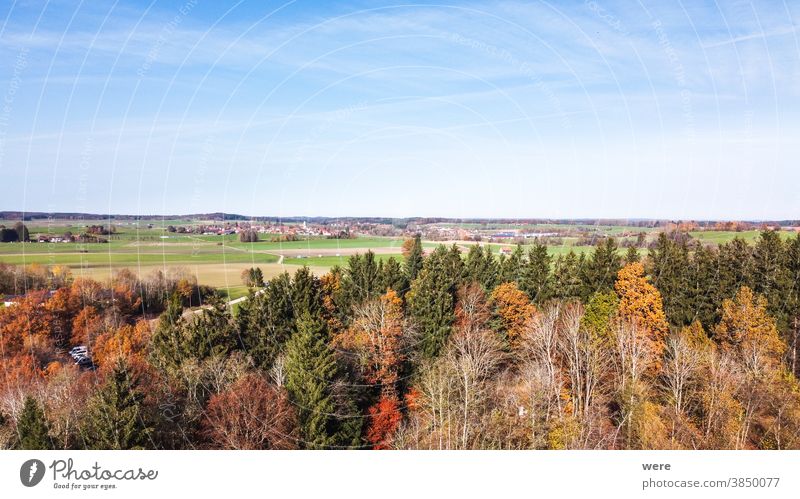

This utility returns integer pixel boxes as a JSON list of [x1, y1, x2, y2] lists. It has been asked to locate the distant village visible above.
[[4, 216, 797, 247]]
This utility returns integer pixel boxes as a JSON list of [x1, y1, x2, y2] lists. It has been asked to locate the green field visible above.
[[2, 221, 793, 294], [284, 254, 405, 267]]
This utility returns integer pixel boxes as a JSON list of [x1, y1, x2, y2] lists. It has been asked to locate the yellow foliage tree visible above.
[[714, 286, 785, 375], [614, 262, 669, 363], [490, 282, 536, 349]]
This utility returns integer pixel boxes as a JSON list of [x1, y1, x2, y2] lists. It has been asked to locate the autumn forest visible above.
[[3, 230, 800, 450]]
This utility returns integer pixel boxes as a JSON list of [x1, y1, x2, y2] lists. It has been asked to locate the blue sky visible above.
[[0, 0, 798, 219]]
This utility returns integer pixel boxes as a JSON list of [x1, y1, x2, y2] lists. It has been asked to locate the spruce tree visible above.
[[16, 396, 51, 450], [785, 234, 800, 374], [379, 256, 408, 294], [292, 266, 322, 317], [150, 293, 186, 370], [184, 305, 237, 361], [717, 238, 755, 301], [404, 234, 424, 282], [408, 246, 458, 358], [552, 251, 584, 300], [342, 251, 381, 306], [582, 238, 621, 299], [237, 272, 295, 370], [500, 244, 525, 285], [464, 244, 498, 290], [285, 313, 338, 449], [625, 246, 640, 264], [753, 230, 789, 331], [689, 244, 721, 329], [84, 360, 151, 450], [520, 243, 551, 303], [648, 233, 692, 327]]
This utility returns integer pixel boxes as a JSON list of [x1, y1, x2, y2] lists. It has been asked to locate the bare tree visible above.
[[449, 327, 504, 448], [522, 303, 563, 420]]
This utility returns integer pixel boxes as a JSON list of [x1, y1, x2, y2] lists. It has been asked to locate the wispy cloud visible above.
[[0, 0, 798, 217]]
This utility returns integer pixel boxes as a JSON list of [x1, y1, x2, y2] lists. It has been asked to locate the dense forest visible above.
[[2, 230, 800, 449]]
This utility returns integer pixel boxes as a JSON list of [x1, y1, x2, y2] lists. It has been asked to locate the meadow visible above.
[[0, 219, 789, 297]]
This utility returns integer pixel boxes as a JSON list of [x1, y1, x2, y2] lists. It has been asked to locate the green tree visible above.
[[464, 244, 498, 290], [752, 230, 789, 331], [625, 246, 640, 264], [378, 256, 408, 294], [285, 314, 338, 449], [250, 267, 265, 287], [342, 251, 381, 307], [499, 244, 525, 285], [582, 238, 621, 299], [150, 293, 186, 370], [648, 233, 692, 327], [408, 245, 459, 358], [404, 234, 424, 282], [689, 244, 721, 329], [13, 222, 29, 242], [785, 235, 800, 374], [184, 305, 237, 361], [717, 238, 755, 302], [236, 272, 295, 370], [520, 242, 551, 303], [552, 251, 585, 300], [581, 290, 619, 342], [292, 266, 322, 318], [16, 396, 51, 450], [84, 359, 152, 449]]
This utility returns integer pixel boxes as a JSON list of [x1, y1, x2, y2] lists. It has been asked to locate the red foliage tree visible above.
[[203, 374, 298, 450], [366, 395, 402, 449]]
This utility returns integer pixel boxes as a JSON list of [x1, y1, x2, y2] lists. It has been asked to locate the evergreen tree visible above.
[[648, 233, 692, 327], [582, 238, 621, 299], [520, 243, 551, 303], [552, 251, 584, 300], [84, 359, 151, 450], [184, 305, 237, 361], [150, 293, 187, 370], [285, 314, 338, 449], [342, 251, 381, 306], [717, 238, 755, 301], [689, 244, 720, 329], [236, 272, 295, 370], [378, 256, 408, 295], [785, 234, 800, 374], [408, 245, 458, 358], [752, 230, 789, 331], [252, 267, 265, 287], [625, 246, 640, 264], [16, 396, 51, 450], [464, 244, 498, 290], [292, 266, 322, 318], [499, 244, 525, 285], [404, 234, 424, 282]]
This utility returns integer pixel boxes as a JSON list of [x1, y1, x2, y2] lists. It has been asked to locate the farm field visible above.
[[1, 221, 792, 296], [0, 230, 412, 291]]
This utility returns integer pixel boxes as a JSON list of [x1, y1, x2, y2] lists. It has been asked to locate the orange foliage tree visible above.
[[490, 282, 535, 348], [92, 320, 152, 374], [336, 289, 405, 392], [614, 262, 669, 363]]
